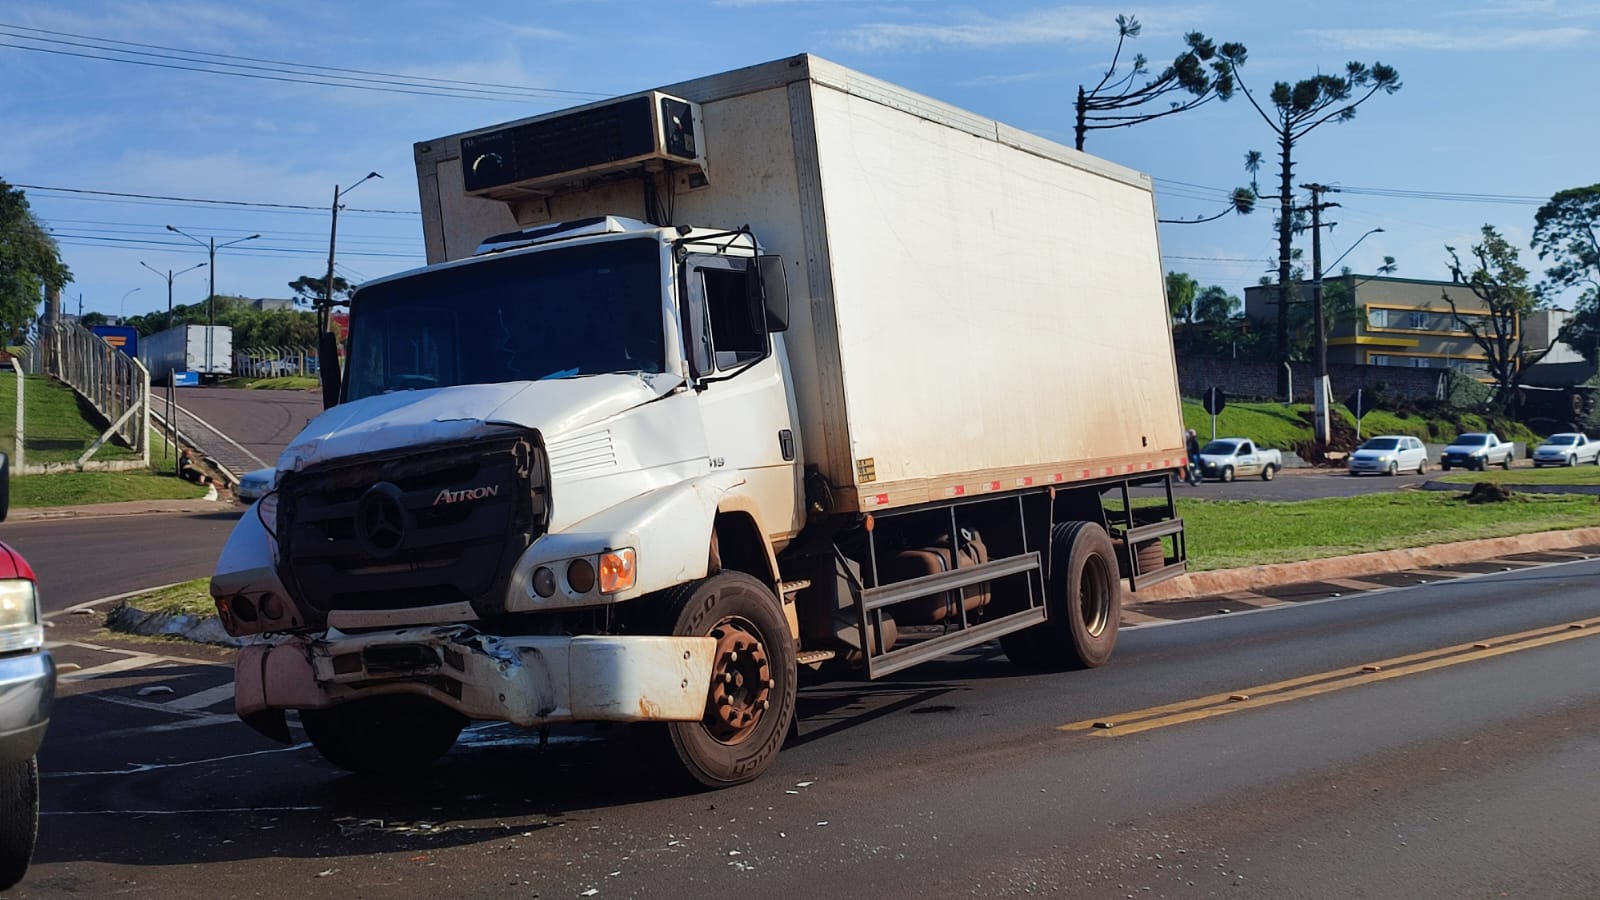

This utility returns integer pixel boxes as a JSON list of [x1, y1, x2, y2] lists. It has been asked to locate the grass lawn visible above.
[[1177, 491, 1600, 571], [0, 374, 142, 464], [123, 577, 214, 617], [1181, 399, 1540, 450], [1437, 466, 1600, 486], [223, 376, 318, 391], [11, 470, 210, 508]]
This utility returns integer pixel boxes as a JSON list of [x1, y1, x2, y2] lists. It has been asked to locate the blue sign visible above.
[[91, 325, 139, 359], [172, 371, 199, 386]]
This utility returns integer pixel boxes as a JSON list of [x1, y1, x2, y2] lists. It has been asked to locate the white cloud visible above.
[[839, 6, 1126, 51], [957, 71, 1047, 87], [1318, 26, 1592, 51]]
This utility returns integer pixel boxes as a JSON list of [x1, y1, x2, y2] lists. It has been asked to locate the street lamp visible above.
[[1327, 228, 1385, 275], [322, 171, 381, 333], [119, 287, 142, 323], [164, 225, 261, 327], [139, 261, 208, 331]]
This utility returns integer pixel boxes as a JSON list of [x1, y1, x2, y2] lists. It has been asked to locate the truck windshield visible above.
[[345, 237, 665, 400]]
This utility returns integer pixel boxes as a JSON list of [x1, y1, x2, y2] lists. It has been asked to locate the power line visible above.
[[0, 26, 610, 104], [0, 22, 606, 99], [11, 183, 416, 215]]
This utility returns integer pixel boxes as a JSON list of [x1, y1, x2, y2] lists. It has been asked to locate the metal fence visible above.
[[234, 345, 317, 379], [18, 321, 152, 466]]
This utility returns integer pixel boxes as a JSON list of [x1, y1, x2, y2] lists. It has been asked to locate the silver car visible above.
[[1532, 432, 1600, 467], [1348, 435, 1428, 476], [236, 467, 276, 503]]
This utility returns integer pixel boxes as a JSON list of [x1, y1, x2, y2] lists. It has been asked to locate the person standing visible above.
[[1184, 428, 1202, 485]]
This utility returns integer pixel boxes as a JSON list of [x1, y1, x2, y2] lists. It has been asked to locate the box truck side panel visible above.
[[809, 83, 1183, 506]]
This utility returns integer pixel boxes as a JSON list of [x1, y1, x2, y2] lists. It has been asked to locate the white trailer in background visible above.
[[211, 54, 1189, 787], [139, 324, 233, 384]]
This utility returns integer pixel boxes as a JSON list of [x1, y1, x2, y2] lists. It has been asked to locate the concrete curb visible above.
[[9, 496, 235, 522], [1418, 480, 1600, 496], [1135, 525, 1600, 603]]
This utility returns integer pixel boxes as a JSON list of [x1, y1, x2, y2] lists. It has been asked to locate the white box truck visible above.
[[211, 54, 1188, 787], [139, 324, 233, 384]]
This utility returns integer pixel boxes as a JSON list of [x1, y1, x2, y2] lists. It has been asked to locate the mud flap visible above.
[[241, 708, 292, 744]]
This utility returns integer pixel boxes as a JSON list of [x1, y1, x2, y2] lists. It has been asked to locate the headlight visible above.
[[0, 578, 42, 653]]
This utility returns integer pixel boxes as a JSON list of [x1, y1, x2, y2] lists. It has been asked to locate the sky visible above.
[[3, 0, 1596, 325]]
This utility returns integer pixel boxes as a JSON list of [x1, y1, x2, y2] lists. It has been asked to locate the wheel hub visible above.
[[704, 617, 773, 744]]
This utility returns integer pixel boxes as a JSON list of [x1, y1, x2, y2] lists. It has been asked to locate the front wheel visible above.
[[0, 756, 39, 892], [1568, 455, 1578, 467], [1387, 461, 1399, 477], [1220, 465, 1235, 483], [1261, 464, 1277, 481], [1001, 521, 1121, 673], [662, 572, 796, 789], [300, 696, 465, 776], [1441, 460, 1452, 471]]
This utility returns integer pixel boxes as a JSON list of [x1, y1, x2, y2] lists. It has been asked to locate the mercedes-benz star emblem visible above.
[[355, 482, 408, 558]]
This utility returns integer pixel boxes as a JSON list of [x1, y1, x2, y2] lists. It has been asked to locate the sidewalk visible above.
[[10, 495, 239, 522]]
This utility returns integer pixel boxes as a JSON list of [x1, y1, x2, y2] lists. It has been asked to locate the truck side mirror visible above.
[[0, 451, 10, 523], [747, 255, 790, 334], [318, 331, 342, 409]]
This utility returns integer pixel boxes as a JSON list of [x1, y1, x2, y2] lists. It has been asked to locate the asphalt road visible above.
[[13, 557, 1600, 898], [4, 511, 241, 612], [170, 386, 324, 475]]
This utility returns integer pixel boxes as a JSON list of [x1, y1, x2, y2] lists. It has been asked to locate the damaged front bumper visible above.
[[235, 626, 716, 742]]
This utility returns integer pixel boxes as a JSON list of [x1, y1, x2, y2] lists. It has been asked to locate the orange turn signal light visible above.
[[598, 548, 637, 594]]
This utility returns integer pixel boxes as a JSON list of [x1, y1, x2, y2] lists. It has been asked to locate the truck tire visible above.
[[1000, 521, 1120, 672], [661, 572, 796, 789], [300, 696, 465, 776], [0, 756, 38, 892], [1261, 464, 1277, 481], [1220, 465, 1234, 483]]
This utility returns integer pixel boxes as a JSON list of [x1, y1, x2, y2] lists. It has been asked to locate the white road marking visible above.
[[164, 682, 236, 711], [59, 655, 179, 683], [46, 583, 192, 619], [44, 743, 312, 778]]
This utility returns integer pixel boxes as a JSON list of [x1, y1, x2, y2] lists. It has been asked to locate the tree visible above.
[[0, 180, 71, 342], [1221, 48, 1401, 394], [1193, 284, 1240, 326], [288, 274, 354, 308], [1075, 16, 1245, 151], [1530, 185, 1600, 362], [1166, 270, 1198, 324], [1442, 226, 1544, 413]]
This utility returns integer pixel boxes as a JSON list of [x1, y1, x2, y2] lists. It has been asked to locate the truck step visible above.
[[779, 579, 812, 597], [795, 649, 836, 667]]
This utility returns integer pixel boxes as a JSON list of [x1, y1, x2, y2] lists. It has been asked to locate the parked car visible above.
[[0, 453, 52, 892], [1440, 432, 1514, 471], [235, 466, 276, 503], [1196, 438, 1282, 482], [1348, 435, 1429, 476], [1532, 432, 1600, 467]]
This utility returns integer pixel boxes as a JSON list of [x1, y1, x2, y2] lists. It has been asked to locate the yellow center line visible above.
[[1060, 616, 1600, 737]]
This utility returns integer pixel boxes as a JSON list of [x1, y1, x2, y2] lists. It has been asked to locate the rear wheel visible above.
[[661, 572, 796, 789], [1502, 455, 1513, 470], [1001, 521, 1121, 673], [0, 756, 39, 892], [1417, 458, 1427, 475], [1261, 464, 1277, 481], [300, 696, 465, 776]]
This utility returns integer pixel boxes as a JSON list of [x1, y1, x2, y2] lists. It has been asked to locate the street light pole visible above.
[[323, 172, 381, 334], [119, 287, 141, 322], [164, 226, 261, 325], [139, 261, 207, 331]]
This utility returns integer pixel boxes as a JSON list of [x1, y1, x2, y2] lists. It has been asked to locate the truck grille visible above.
[[275, 434, 548, 619]]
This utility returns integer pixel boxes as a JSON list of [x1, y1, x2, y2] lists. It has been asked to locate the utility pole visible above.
[[1301, 182, 1341, 449], [322, 172, 381, 335]]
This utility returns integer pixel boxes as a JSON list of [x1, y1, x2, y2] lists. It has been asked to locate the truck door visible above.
[[1238, 441, 1257, 475], [682, 254, 804, 542]]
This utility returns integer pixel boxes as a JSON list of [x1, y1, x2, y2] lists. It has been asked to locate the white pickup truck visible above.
[[1196, 438, 1282, 482], [1440, 432, 1514, 471]]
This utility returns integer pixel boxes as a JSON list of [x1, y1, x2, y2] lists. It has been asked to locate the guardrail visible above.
[[16, 321, 152, 468]]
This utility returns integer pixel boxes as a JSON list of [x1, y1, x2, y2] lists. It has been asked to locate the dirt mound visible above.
[[1463, 482, 1514, 504]]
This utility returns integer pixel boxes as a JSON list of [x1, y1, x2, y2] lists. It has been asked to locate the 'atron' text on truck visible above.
[[212, 54, 1189, 787]]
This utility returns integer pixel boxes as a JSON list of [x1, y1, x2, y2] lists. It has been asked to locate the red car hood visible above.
[[0, 540, 36, 581]]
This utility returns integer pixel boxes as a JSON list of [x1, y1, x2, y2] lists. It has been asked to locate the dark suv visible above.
[[0, 454, 52, 891]]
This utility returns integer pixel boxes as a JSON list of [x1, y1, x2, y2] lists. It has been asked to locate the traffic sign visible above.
[[1202, 387, 1227, 415]]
